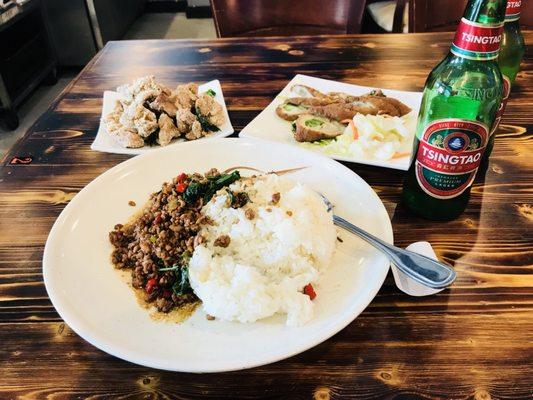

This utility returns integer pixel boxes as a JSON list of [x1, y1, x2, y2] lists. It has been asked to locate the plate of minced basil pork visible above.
[[43, 138, 392, 372]]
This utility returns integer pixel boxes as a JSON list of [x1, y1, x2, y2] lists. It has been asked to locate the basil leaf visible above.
[[172, 267, 192, 296], [183, 171, 241, 204], [195, 110, 220, 132], [144, 128, 160, 146]]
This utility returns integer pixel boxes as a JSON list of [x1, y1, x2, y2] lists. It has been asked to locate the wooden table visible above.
[[1, 33, 532, 399]]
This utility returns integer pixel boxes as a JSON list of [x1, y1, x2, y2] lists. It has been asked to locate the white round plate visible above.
[[43, 138, 392, 372]]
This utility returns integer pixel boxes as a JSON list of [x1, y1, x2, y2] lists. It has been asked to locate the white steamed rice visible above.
[[188, 173, 336, 326]]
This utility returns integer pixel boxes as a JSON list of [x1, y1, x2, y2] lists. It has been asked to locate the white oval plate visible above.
[[43, 138, 392, 372]]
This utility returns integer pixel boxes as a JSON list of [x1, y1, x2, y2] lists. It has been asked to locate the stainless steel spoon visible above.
[[224, 166, 456, 289], [320, 194, 456, 289]]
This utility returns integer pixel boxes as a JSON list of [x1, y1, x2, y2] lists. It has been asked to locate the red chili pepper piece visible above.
[[154, 213, 162, 224], [304, 283, 316, 300], [163, 290, 172, 298], [176, 173, 187, 182], [145, 278, 157, 294], [175, 182, 187, 193]]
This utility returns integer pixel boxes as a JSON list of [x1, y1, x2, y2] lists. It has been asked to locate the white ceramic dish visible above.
[[43, 138, 392, 372], [239, 74, 423, 170], [91, 79, 234, 155]]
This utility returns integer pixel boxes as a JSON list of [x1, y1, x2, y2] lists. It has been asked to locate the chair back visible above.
[[407, 0, 533, 32], [210, 0, 367, 37], [408, 0, 468, 32], [521, 1, 533, 29]]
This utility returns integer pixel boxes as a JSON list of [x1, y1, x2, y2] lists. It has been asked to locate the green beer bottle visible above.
[[484, 0, 526, 156], [402, 0, 506, 221], [499, 0, 525, 84]]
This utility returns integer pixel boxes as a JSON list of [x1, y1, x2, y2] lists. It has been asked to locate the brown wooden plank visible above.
[[0, 316, 531, 399]]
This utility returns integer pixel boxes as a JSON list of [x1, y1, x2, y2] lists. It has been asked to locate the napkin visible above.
[[391, 241, 446, 296]]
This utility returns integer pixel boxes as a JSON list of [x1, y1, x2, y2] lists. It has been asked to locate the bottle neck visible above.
[[463, 0, 506, 24], [505, 0, 522, 23], [450, 0, 506, 61]]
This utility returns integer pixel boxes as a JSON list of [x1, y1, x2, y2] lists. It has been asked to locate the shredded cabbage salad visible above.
[[300, 113, 415, 161]]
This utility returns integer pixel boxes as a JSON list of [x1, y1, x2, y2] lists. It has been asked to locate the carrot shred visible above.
[[340, 119, 359, 140], [349, 120, 359, 140], [391, 151, 410, 159]]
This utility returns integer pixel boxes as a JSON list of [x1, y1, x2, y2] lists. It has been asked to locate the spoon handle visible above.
[[333, 215, 456, 289]]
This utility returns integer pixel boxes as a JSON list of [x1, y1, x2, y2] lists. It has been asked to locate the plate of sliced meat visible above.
[[91, 76, 234, 155], [240, 74, 423, 170]]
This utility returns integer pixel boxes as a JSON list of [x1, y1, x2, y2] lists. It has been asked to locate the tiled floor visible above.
[[0, 13, 216, 158], [125, 13, 216, 40]]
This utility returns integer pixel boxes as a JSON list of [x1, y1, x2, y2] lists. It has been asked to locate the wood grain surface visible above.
[[1, 33, 532, 399]]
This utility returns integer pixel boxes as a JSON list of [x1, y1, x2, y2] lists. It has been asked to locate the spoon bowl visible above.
[[226, 166, 456, 290], [320, 193, 456, 289]]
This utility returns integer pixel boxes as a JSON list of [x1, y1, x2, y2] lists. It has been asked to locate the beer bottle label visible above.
[[506, 0, 521, 21], [451, 18, 504, 60], [490, 75, 511, 136], [415, 119, 488, 199]]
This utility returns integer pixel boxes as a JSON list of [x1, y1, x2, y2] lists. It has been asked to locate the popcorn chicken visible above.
[[111, 126, 145, 148], [158, 113, 180, 146], [103, 102, 123, 131], [150, 93, 178, 117], [103, 101, 145, 148], [195, 93, 225, 127], [132, 104, 158, 138], [119, 104, 137, 129], [136, 89, 160, 105], [175, 108, 196, 134], [173, 83, 199, 110], [185, 120, 207, 140], [117, 75, 163, 103]]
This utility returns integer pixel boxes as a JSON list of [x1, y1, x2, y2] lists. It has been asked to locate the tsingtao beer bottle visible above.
[[500, 0, 525, 84], [484, 0, 526, 158], [402, 0, 506, 221]]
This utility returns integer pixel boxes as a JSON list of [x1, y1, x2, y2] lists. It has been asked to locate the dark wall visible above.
[[42, 0, 97, 66]]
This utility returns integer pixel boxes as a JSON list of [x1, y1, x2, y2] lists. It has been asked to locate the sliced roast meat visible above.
[[309, 91, 412, 120], [290, 84, 329, 99], [293, 114, 345, 142], [275, 102, 308, 121], [373, 95, 412, 116], [308, 103, 359, 122], [277, 85, 412, 124], [286, 97, 334, 107]]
